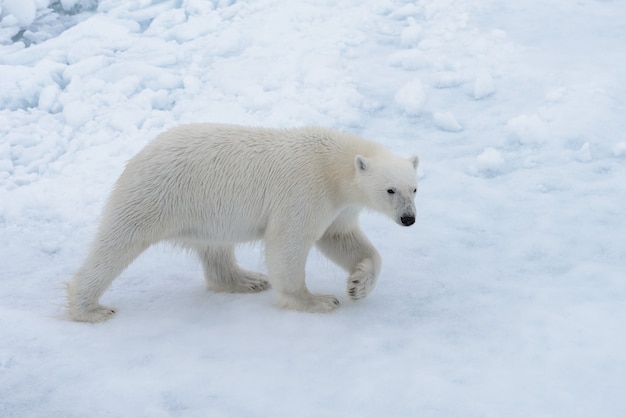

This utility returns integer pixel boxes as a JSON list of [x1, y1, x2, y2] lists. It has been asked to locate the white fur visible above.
[[66, 124, 419, 322]]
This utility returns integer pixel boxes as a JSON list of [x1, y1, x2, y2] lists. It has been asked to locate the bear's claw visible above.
[[347, 258, 377, 300], [208, 271, 271, 294]]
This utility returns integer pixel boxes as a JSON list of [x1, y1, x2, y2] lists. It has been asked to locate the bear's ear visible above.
[[355, 155, 368, 172], [408, 155, 419, 170]]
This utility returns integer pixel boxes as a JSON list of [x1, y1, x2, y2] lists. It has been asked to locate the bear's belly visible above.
[[168, 222, 266, 245]]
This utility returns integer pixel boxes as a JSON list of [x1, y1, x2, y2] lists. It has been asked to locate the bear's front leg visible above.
[[265, 237, 339, 313], [316, 226, 382, 301]]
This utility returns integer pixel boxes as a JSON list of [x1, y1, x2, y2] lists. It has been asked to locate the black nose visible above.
[[401, 215, 415, 226]]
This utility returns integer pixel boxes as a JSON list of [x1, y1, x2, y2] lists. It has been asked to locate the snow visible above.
[[1, 0, 37, 27], [470, 147, 505, 177], [395, 78, 426, 116], [473, 71, 495, 100], [614, 142, 626, 158], [1, 0, 626, 417], [433, 111, 463, 133]]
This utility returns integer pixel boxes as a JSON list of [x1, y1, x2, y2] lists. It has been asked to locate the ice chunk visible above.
[[507, 114, 547, 145], [145, 9, 187, 36], [60, 0, 78, 10], [473, 72, 495, 100], [433, 72, 467, 89], [433, 111, 463, 132], [612, 142, 626, 157], [0, 139, 12, 174], [400, 18, 422, 47], [0, 61, 64, 110], [1, 0, 36, 27], [109, 108, 146, 131], [63, 101, 93, 128], [63, 56, 110, 80], [394, 79, 425, 116], [575, 142, 592, 162], [470, 147, 505, 177], [388, 49, 427, 70], [38, 84, 61, 112]]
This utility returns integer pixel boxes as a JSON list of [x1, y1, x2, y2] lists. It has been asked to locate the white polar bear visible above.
[[66, 124, 419, 322]]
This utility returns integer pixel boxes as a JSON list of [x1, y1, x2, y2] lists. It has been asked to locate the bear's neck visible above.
[[321, 134, 382, 209]]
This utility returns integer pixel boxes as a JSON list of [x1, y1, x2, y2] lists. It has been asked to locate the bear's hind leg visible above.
[[197, 245, 270, 293], [67, 238, 148, 322]]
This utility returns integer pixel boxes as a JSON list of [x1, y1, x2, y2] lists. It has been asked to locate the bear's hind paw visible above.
[[69, 304, 117, 323], [236, 274, 271, 293], [208, 271, 271, 294]]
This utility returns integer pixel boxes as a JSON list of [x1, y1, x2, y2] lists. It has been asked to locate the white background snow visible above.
[[1, 0, 625, 416]]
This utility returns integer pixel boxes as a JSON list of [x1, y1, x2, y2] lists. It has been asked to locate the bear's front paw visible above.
[[308, 294, 340, 312], [347, 258, 378, 300]]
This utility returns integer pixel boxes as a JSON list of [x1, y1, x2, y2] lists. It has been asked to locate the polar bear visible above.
[[66, 124, 419, 322]]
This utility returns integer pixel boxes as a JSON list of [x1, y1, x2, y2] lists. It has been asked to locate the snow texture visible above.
[[1, 1, 626, 417], [433, 111, 462, 132]]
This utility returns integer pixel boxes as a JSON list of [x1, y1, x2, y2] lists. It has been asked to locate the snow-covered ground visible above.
[[1, 0, 625, 416]]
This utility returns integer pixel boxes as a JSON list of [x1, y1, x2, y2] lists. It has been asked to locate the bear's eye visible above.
[[387, 188, 395, 195], [413, 188, 417, 193]]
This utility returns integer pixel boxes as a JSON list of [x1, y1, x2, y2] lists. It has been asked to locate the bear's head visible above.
[[354, 153, 419, 227]]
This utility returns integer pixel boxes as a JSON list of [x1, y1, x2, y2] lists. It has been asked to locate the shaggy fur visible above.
[[67, 124, 418, 322]]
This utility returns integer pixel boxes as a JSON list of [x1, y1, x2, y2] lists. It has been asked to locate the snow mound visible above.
[[0, 0, 97, 46], [1, 0, 37, 27], [400, 18, 422, 47], [575, 142, 592, 162], [613, 142, 626, 157], [433, 111, 463, 132], [62, 100, 93, 128], [473, 72, 495, 99], [470, 147, 505, 177], [394, 79, 426, 116], [507, 114, 548, 145]]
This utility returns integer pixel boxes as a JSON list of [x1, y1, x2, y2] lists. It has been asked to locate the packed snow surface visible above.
[[1, 0, 626, 417]]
